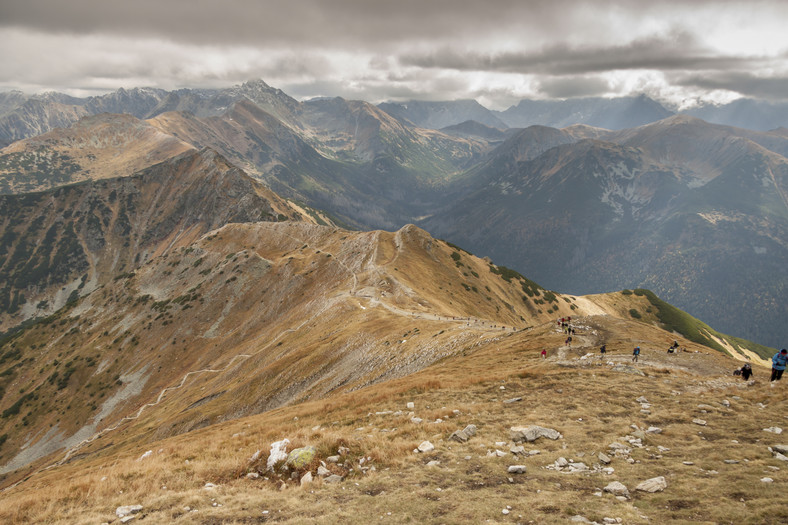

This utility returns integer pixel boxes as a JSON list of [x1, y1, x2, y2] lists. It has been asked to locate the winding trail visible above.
[[17, 227, 517, 483]]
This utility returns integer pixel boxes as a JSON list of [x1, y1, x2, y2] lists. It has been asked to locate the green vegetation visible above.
[[629, 308, 642, 319], [633, 289, 774, 358]]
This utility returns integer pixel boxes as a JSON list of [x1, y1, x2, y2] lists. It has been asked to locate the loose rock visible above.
[[635, 476, 667, 493], [287, 447, 316, 469], [507, 465, 526, 474], [116, 505, 143, 518], [417, 441, 435, 453], [603, 481, 630, 498], [510, 425, 562, 443]]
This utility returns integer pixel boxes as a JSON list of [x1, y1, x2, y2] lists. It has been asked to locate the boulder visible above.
[[286, 446, 316, 469], [449, 430, 470, 442], [598, 452, 612, 464], [300, 472, 313, 486], [417, 441, 434, 453], [646, 427, 662, 434], [772, 444, 788, 454], [317, 465, 332, 477], [603, 481, 630, 498], [507, 465, 526, 474], [116, 505, 143, 518], [635, 476, 667, 493], [510, 425, 562, 443], [267, 439, 290, 470], [324, 474, 343, 483], [463, 424, 477, 437]]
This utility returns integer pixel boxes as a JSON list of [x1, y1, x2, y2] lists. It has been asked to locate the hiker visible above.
[[565, 336, 572, 348], [632, 346, 641, 362], [541, 349, 547, 359], [770, 349, 788, 382], [738, 363, 753, 380], [668, 340, 679, 353], [600, 344, 606, 357]]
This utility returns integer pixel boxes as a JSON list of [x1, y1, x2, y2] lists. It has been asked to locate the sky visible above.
[[1, 0, 787, 110]]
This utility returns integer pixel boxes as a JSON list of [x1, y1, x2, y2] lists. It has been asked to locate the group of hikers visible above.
[[733, 348, 787, 383], [546, 317, 786, 386]]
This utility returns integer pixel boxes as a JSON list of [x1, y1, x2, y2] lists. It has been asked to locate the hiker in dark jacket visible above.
[[771, 349, 788, 382], [739, 363, 753, 380], [632, 346, 641, 362]]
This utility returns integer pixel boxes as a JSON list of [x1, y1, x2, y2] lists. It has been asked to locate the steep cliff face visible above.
[[0, 148, 306, 331]]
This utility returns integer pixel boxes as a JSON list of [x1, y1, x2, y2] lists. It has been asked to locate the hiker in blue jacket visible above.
[[632, 346, 641, 362], [770, 349, 788, 382]]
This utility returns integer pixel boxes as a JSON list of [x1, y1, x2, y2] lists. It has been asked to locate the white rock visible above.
[[507, 465, 526, 474], [528, 450, 541, 456], [411, 417, 423, 424], [602, 467, 615, 474], [635, 476, 667, 493], [598, 452, 612, 464], [417, 441, 434, 453], [510, 425, 562, 443], [761, 477, 774, 483], [693, 419, 707, 426], [427, 460, 440, 467], [772, 444, 788, 454], [555, 457, 569, 468], [137, 450, 152, 461], [636, 396, 649, 403], [646, 426, 662, 434], [317, 466, 331, 477], [604, 481, 630, 498], [510, 445, 525, 455], [203, 482, 217, 490], [502, 509, 510, 515], [773, 452, 788, 462], [116, 505, 143, 518], [407, 402, 415, 409], [267, 439, 290, 470], [764, 427, 783, 434], [246, 472, 260, 479], [300, 472, 313, 486], [326, 455, 340, 463]]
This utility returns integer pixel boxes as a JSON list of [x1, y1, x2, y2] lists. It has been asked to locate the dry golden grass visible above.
[[1, 314, 785, 524]]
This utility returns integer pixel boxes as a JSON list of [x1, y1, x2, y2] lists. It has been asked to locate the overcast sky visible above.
[[1, 0, 787, 109]]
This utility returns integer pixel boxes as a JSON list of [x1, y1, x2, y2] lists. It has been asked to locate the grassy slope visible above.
[[1, 314, 785, 524]]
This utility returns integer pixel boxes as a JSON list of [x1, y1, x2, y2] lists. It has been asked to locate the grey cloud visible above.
[[535, 76, 612, 99], [671, 71, 788, 101], [400, 32, 755, 76]]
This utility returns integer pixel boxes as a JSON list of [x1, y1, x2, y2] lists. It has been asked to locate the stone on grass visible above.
[[555, 457, 569, 468], [411, 417, 423, 424], [323, 474, 343, 484], [646, 427, 662, 434], [116, 505, 143, 518], [510, 425, 562, 443], [598, 452, 612, 464], [635, 476, 667, 493], [417, 441, 434, 453], [503, 397, 523, 404], [246, 472, 260, 479], [427, 460, 440, 467], [267, 439, 290, 470], [761, 477, 774, 483], [449, 430, 469, 442], [772, 452, 788, 462], [763, 427, 783, 434], [603, 481, 630, 498], [286, 446, 316, 469], [507, 465, 526, 474], [510, 445, 526, 455], [772, 444, 788, 454], [407, 402, 414, 409], [317, 466, 331, 477], [300, 472, 313, 486], [463, 424, 477, 437], [693, 419, 707, 426]]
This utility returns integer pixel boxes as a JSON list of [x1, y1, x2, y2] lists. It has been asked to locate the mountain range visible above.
[[0, 80, 785, 522], [0, 79, 785, 350]]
